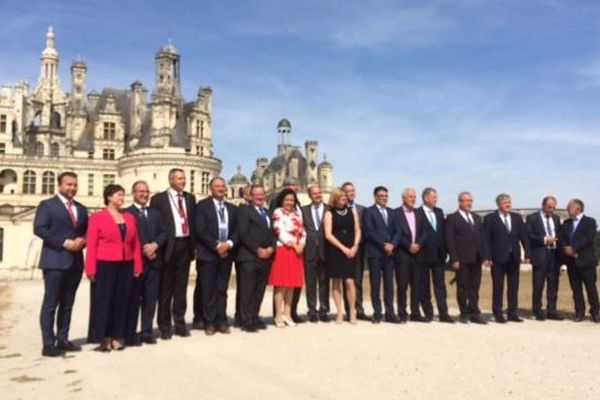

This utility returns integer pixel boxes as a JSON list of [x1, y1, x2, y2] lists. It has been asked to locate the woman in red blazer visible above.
[[86, 184, 143, 351]]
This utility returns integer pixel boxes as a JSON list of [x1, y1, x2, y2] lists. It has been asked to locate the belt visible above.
[[174, 237, 191, 241]]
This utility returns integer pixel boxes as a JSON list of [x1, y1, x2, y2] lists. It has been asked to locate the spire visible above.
[[41, 26, 58, 59]]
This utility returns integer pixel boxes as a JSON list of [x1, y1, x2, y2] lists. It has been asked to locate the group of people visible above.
[[34, 169, 599, 358]]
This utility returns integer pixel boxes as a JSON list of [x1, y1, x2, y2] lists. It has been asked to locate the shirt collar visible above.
[[402, 205, 413, 213], [168, 188, 183, 197], [57, 193, 71, 205], [212, 197, 225, 207], [574, 213, 584, 221], [422, 205, 433, 213], [133, 202, 146, 210]]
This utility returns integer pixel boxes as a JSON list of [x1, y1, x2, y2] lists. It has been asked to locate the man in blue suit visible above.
[[193, 177, 238, 335], [363, 186, 399, 323], [561, 199, 599, 322], [124, 181, 168, 345], [484, 193, 530, 323], [33, 171, 88, 357]]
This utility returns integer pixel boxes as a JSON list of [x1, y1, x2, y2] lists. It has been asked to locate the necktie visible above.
[[466, 212, 474, 226], [314, 205, 321, 228], [428, 210, 437, 232], [570, 218, 577, 242], [380, 207, 388, 226], [140, 206, 148, 219], [177, 194, 189, 235], [503, 214, 511, 233], [545, 215, 553, 237], [259, 208, 269, 225], [218, 201, 225, 221], [65, 200, 77, 226]]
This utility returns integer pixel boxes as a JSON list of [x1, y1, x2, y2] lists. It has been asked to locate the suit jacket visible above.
[[416, 206, 446, 264], [560, 215, 598, 268], [393, 207, 428, 262], [525, 211, 562, 266], [124, 205, 168, 268], [484, 211, 530, 265], [149, 190, 196, 263], [445, 211, 488, 265], [363, 204, 398, 259], [85, 209, 143, 277], [194, 197, 239, 262], [301, 203, 328, 262], [236, 204, 276, 266], [33, 195, 88, 270]]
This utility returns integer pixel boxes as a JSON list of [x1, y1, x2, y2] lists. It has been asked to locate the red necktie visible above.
[[66, 200, 77, 226], [177, 194, 189, 235]]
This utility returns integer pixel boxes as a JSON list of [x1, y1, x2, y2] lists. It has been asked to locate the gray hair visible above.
[[457, 191, 472, 202], [168, 168, 185, 180], [402, 187, 416, 200], [131, 180, 149, 192], [542, 196, 557, 206], [495, 193, 511, 205], [569, 198, 585, 212], [421, 187, 437, 201]]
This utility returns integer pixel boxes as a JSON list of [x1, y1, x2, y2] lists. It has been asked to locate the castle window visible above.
[[102, 148, 115, 160], [190, 170, 195, 193], [185, 147, 191, 154], [102, 174, 115, 188], [0, 143, 5, 155], [200, 121, 204, 138], [42, 171, 55, 195], [23, 170, 36, 194], [88, 174, 94, 196], [0, 227, 3, 262], [103, 122, 116, 140], [201, 171, 210, 195], [50, 143, 59, 158], [0, 115, 6, 133], [88, 151, 94, 159], [35, 142, 44, 157], [195, 120, 201, 137]]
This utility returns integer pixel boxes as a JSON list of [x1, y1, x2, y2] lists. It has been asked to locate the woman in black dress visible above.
[[324, 188, 362, 324]]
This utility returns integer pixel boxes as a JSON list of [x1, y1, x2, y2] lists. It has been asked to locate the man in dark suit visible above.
[[363, 186, 399, 323], [234, 184, 252, 327], [342, 181, 369, 320], [445, 191, 489, 324], [33, 171, 88, 357], [149, 168, 196, 339], [393, 187, 428, 323], [526, 196, 564, 321], [560, 199, 599, 322], [236, 185, 276, 332], [124, 181, 168, 345], [417, 187, 453, 323], [194, 177, 238, 335], [301, 184, 330, 323], [484, 193, 530, 323]]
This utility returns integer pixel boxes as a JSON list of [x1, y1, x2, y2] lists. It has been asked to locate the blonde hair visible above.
[[328, 188, 346, 208]]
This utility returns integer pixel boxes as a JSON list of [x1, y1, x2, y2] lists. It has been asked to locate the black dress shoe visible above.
[[356, 313, 370, 321], [459, 315, 470, 324], [591, 314, 600, 323], [507, 314, 524, 323], [42, 345, 64, 357], [319, 314, 330, 323], [308, 314, 319, 323], [93, 344, 111, 353], [242, 324, 258, 333], [174, 328, 191, 337], [385, 315, 400, 324], [192, 320, 204, 330], [292, 315, 306, 324], [546, 312, 563, 321], [56, 340, 81, 352], [141, 336, 157, 345], [410, 314, 428, 323], [534, 313, 546, 321], [255, 320, 267, 330], [494, 314, 507, 323], [372, 316, 382, 324], [205, 324, 216, 336], [439, 315, 455, 324], [160, 331, 172, 340], [424, 314, 434, 322], [398, 315, 408, 324], [470, 315, 487, 324], [574, 315, 585, 322]]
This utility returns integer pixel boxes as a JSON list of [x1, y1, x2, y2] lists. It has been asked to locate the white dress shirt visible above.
[[57, 193, 78, 223], [311, 202, 324, 229], [168, 188, 189, 238], [459, 209, 474, 225], [212, 198, 233, 248]]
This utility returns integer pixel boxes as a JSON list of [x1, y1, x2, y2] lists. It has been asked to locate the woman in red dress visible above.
[[268, 188, 306, 328]]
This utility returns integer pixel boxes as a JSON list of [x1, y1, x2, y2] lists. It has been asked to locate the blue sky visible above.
[[1, 0, 600, 215]]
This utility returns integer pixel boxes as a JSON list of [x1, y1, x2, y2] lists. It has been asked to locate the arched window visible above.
[[42, 171, 55, 195], [50, 143, 59, 158], [51, 111, 61, 129], [35, 142, 44, 157], [23, 170, 36, 194]]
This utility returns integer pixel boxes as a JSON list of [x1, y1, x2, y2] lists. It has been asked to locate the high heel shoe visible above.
[[274, 318, 286, 328], [335, 314, 344, 324], [350, 311, 358, 325], [282, 315, 296, 328]]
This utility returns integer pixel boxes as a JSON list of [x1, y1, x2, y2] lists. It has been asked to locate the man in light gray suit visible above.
[[302, 185, 330, 322]]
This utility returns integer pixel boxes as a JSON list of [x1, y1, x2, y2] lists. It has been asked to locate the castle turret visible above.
[[318, 154, 333, 193]]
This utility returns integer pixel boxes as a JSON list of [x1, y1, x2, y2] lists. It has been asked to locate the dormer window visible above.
[[103, 122, 116, 140]]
